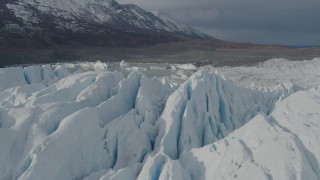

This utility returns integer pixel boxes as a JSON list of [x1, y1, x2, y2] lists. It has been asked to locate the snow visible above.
[[5, 0, 205, 36], [1, 58, 320, 179], [152, 69, 295, 160], [150, 10, 210, 38], [0, 67, 27, 91], [139, 87, 320, 180], [270, 90, 320, 168], [213, 57, 320, 88], [125, 67, 147, 72], [119, 60, 129, 68], [176, 63, 197, 70], [93, 61, 108, 71], [99, 168, 136, 180], [23, 66, 43, 84], [176, 113, 320, 180]]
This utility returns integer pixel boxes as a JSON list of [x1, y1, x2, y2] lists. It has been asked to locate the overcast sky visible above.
[[116, 0, 320, 46]]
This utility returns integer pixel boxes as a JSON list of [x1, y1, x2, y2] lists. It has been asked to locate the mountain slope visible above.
[[0, 0, 210, 48], [151, 10, 211, 39]]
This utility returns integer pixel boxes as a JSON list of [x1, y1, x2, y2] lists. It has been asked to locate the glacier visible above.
[[0, 58, 320, 180]]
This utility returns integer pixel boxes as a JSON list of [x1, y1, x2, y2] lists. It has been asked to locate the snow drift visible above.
[[0, 63, 319, 180]]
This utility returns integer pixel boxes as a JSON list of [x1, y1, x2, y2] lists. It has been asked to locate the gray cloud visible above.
[[116, 0, 320, 46]]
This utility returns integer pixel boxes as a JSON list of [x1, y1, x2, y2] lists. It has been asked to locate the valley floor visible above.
[[1, 44, 320, 67]]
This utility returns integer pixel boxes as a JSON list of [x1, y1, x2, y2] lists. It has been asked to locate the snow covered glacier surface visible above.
[[0, 61, 320, 180]]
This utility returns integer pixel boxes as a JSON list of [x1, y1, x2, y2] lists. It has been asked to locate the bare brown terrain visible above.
[[1, 39, 320, 67]]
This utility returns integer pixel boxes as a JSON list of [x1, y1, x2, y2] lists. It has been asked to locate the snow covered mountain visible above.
[[2, 60, 320, 179], [151, 10, 210, 39], [0, 0, 210, 48]]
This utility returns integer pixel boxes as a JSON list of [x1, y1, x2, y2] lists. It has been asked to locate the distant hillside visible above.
[[0, 0, 211, 48]]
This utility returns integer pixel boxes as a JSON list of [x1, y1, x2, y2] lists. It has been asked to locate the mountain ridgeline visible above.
[[0, 0, 211, 48]]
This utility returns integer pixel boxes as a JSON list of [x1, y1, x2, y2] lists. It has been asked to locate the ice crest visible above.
[[0, 62, 320, 180]]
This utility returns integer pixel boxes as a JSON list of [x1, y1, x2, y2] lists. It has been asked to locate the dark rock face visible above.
[[0, 0, 210, 48]]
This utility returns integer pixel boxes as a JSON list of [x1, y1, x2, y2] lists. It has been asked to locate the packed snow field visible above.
[[0, 58, 320, 180]]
